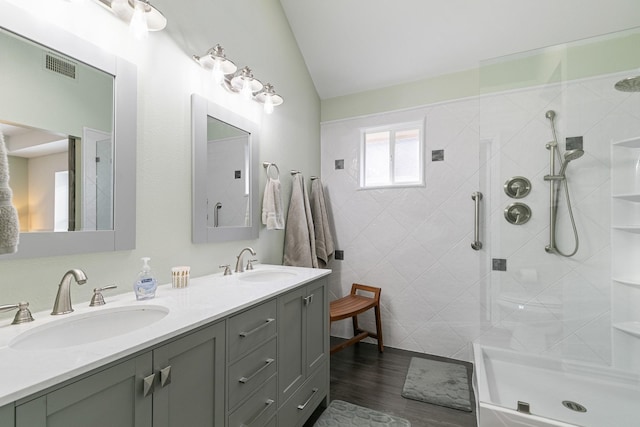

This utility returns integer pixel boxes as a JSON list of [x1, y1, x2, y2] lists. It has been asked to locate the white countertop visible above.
[[0, 265, 330, 407]]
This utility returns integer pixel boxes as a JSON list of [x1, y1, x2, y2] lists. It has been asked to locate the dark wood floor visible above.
[[305, 338, 478, 427]]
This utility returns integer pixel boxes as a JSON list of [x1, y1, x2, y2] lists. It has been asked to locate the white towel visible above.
[[310, 178, 334, 268], [0, 130, 19, 255], [262, 176, 284, 230], [283, 174, 317, 268]]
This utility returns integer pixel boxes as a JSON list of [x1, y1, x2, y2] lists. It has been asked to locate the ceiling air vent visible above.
[[45, 53, 77, 79]]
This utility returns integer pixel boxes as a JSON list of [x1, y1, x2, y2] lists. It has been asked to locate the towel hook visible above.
[[290, 170, 301, 176], [262, 162, 280, 180]]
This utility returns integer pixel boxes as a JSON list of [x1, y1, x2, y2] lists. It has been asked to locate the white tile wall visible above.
[[321, 71, 640, 364]]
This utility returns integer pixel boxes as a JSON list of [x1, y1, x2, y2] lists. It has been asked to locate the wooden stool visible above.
[[329, 283, 383, 354]]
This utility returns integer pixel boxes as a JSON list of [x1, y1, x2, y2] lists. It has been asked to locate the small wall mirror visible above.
[[0, 3, 136, 259], [191, 94, 259, 243]]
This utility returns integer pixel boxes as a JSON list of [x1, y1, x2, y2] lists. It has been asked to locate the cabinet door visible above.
[[0, 402, 14, 427], [152, 321, 225, 427], [305, 278, 327, 374], [15, 353, 152, 427], [277, 286, 306, 405]]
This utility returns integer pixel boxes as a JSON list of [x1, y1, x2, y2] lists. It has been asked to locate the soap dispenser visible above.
[[134, 257, 157, 300]]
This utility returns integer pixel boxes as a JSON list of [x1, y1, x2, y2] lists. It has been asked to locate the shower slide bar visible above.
[[471, 191, 483, 250]]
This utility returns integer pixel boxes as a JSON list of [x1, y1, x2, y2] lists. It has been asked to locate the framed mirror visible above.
[[0, 3, 136, 259], [191, 94, 259, 243]]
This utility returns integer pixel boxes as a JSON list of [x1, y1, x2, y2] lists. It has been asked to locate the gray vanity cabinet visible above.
[[152, 321, 225, 427], [0, 403, 14, 426], [277, 277, 329, 426], [14, 322, 225, 427], [15, 353, 153, 427]]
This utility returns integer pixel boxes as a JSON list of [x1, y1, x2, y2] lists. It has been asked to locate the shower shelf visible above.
[[612, 136, 640, 148], [612, 193, 640, 202], [613, 322, 640, 339], [612, 226, 640, 233], [612, 278, 640, 288]]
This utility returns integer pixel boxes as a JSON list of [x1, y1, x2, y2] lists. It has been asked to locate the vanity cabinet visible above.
[[152, 322, 225, 427], [16, 353, 152, 427], [227, 300, 278, 427], [5, 272, 330, 427], [277, 277, 329, 426], [14, 322, 225, 427], [0, 403, 14, 426]]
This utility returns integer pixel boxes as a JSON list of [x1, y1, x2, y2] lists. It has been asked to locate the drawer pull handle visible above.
[[297, 387, 318, 410], [239, 318, 275, 338], [142, 373, 156, 397], [241, 398, 275, 427], [239, 358, 275, 384], [303, 294, 314, 306]]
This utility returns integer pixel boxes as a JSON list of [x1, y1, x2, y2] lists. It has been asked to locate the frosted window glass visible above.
[[364, 131, 390, 186], [361, 123, 423, 188], [394, 129, 420, 183]]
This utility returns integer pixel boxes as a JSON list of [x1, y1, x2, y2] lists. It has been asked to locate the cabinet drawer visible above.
[[278, 361, 327, 427], [228, 300, 277, 361], [228, 374, 277, 427], [229, 337, 277, 410]]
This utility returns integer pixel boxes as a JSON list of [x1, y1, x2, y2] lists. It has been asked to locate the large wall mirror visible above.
[[0, 3, 136, 259], [191, 94, 259, 243]]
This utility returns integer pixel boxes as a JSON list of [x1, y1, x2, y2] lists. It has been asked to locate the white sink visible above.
[[10, 305, 169, 350], [237, 269, 298, 283]]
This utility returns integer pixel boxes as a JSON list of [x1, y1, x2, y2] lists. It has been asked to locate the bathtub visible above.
[[472, 343, 640, 426]]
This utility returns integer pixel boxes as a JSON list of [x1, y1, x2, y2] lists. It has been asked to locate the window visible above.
[[360, 121, 424, 189]]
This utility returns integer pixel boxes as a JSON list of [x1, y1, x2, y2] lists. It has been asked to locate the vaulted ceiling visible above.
[[278, 0, 640, 99]]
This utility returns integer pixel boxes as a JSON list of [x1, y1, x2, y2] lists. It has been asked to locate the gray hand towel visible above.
[[0, 130, 20, 254], [284, 174, 317, 268], [310, 178, 334, 268]]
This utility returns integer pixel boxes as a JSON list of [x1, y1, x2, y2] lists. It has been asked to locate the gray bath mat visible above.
[[401, 357, 472, 412], [314, 400, 411, 426]]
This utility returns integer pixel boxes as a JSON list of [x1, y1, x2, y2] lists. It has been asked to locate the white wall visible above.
[[322, 71, 640, 363], [0, 0, 320, 318]]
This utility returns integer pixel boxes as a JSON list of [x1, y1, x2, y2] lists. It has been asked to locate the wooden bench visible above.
[[329, 283, 383, 354]]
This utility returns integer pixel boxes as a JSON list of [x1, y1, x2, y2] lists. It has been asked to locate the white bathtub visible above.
[[472, 343, 640, 427]]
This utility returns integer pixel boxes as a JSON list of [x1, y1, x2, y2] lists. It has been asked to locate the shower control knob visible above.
[[504, 176, 531, 199], [504, 203, 531, 225]]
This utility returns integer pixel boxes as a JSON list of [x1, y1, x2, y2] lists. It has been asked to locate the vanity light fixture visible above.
[[227, 66, 264, 100], [254, 83, 284, 115], [193, 45, 284, 114], [97, 0, 167, 39], [193, 44, 237, 85]]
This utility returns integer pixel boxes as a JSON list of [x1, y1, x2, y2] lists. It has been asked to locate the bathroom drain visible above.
[[562, 401, 587, 413]]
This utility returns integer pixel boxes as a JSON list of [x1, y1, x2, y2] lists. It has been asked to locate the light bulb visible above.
[[264, 95, 274, 114], [130, 1, 149, 40], [212, 60, 224, 85], [111, 0, 127, 14], [241, 79, 253, 100]]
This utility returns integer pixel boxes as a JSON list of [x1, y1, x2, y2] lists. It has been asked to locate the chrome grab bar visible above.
[[213, 202, 222, 227], [471, 192, 483, 250]]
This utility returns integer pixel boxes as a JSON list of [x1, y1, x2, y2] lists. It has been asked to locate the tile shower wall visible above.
[[321, 71, 640, 364]]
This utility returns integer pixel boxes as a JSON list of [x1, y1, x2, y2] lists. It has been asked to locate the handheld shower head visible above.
[[558, 149, 584, 176], [545, 110, 556, 120]]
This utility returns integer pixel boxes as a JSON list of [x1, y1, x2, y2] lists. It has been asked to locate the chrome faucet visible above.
[[52, 269, 87, 315], [234, 247, 256, 273]]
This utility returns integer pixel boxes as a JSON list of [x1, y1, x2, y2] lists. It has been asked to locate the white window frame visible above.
[[359, 120, 425, 189]]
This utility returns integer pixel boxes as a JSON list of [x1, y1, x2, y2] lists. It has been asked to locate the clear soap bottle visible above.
[[134, 257, 157, 300]]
